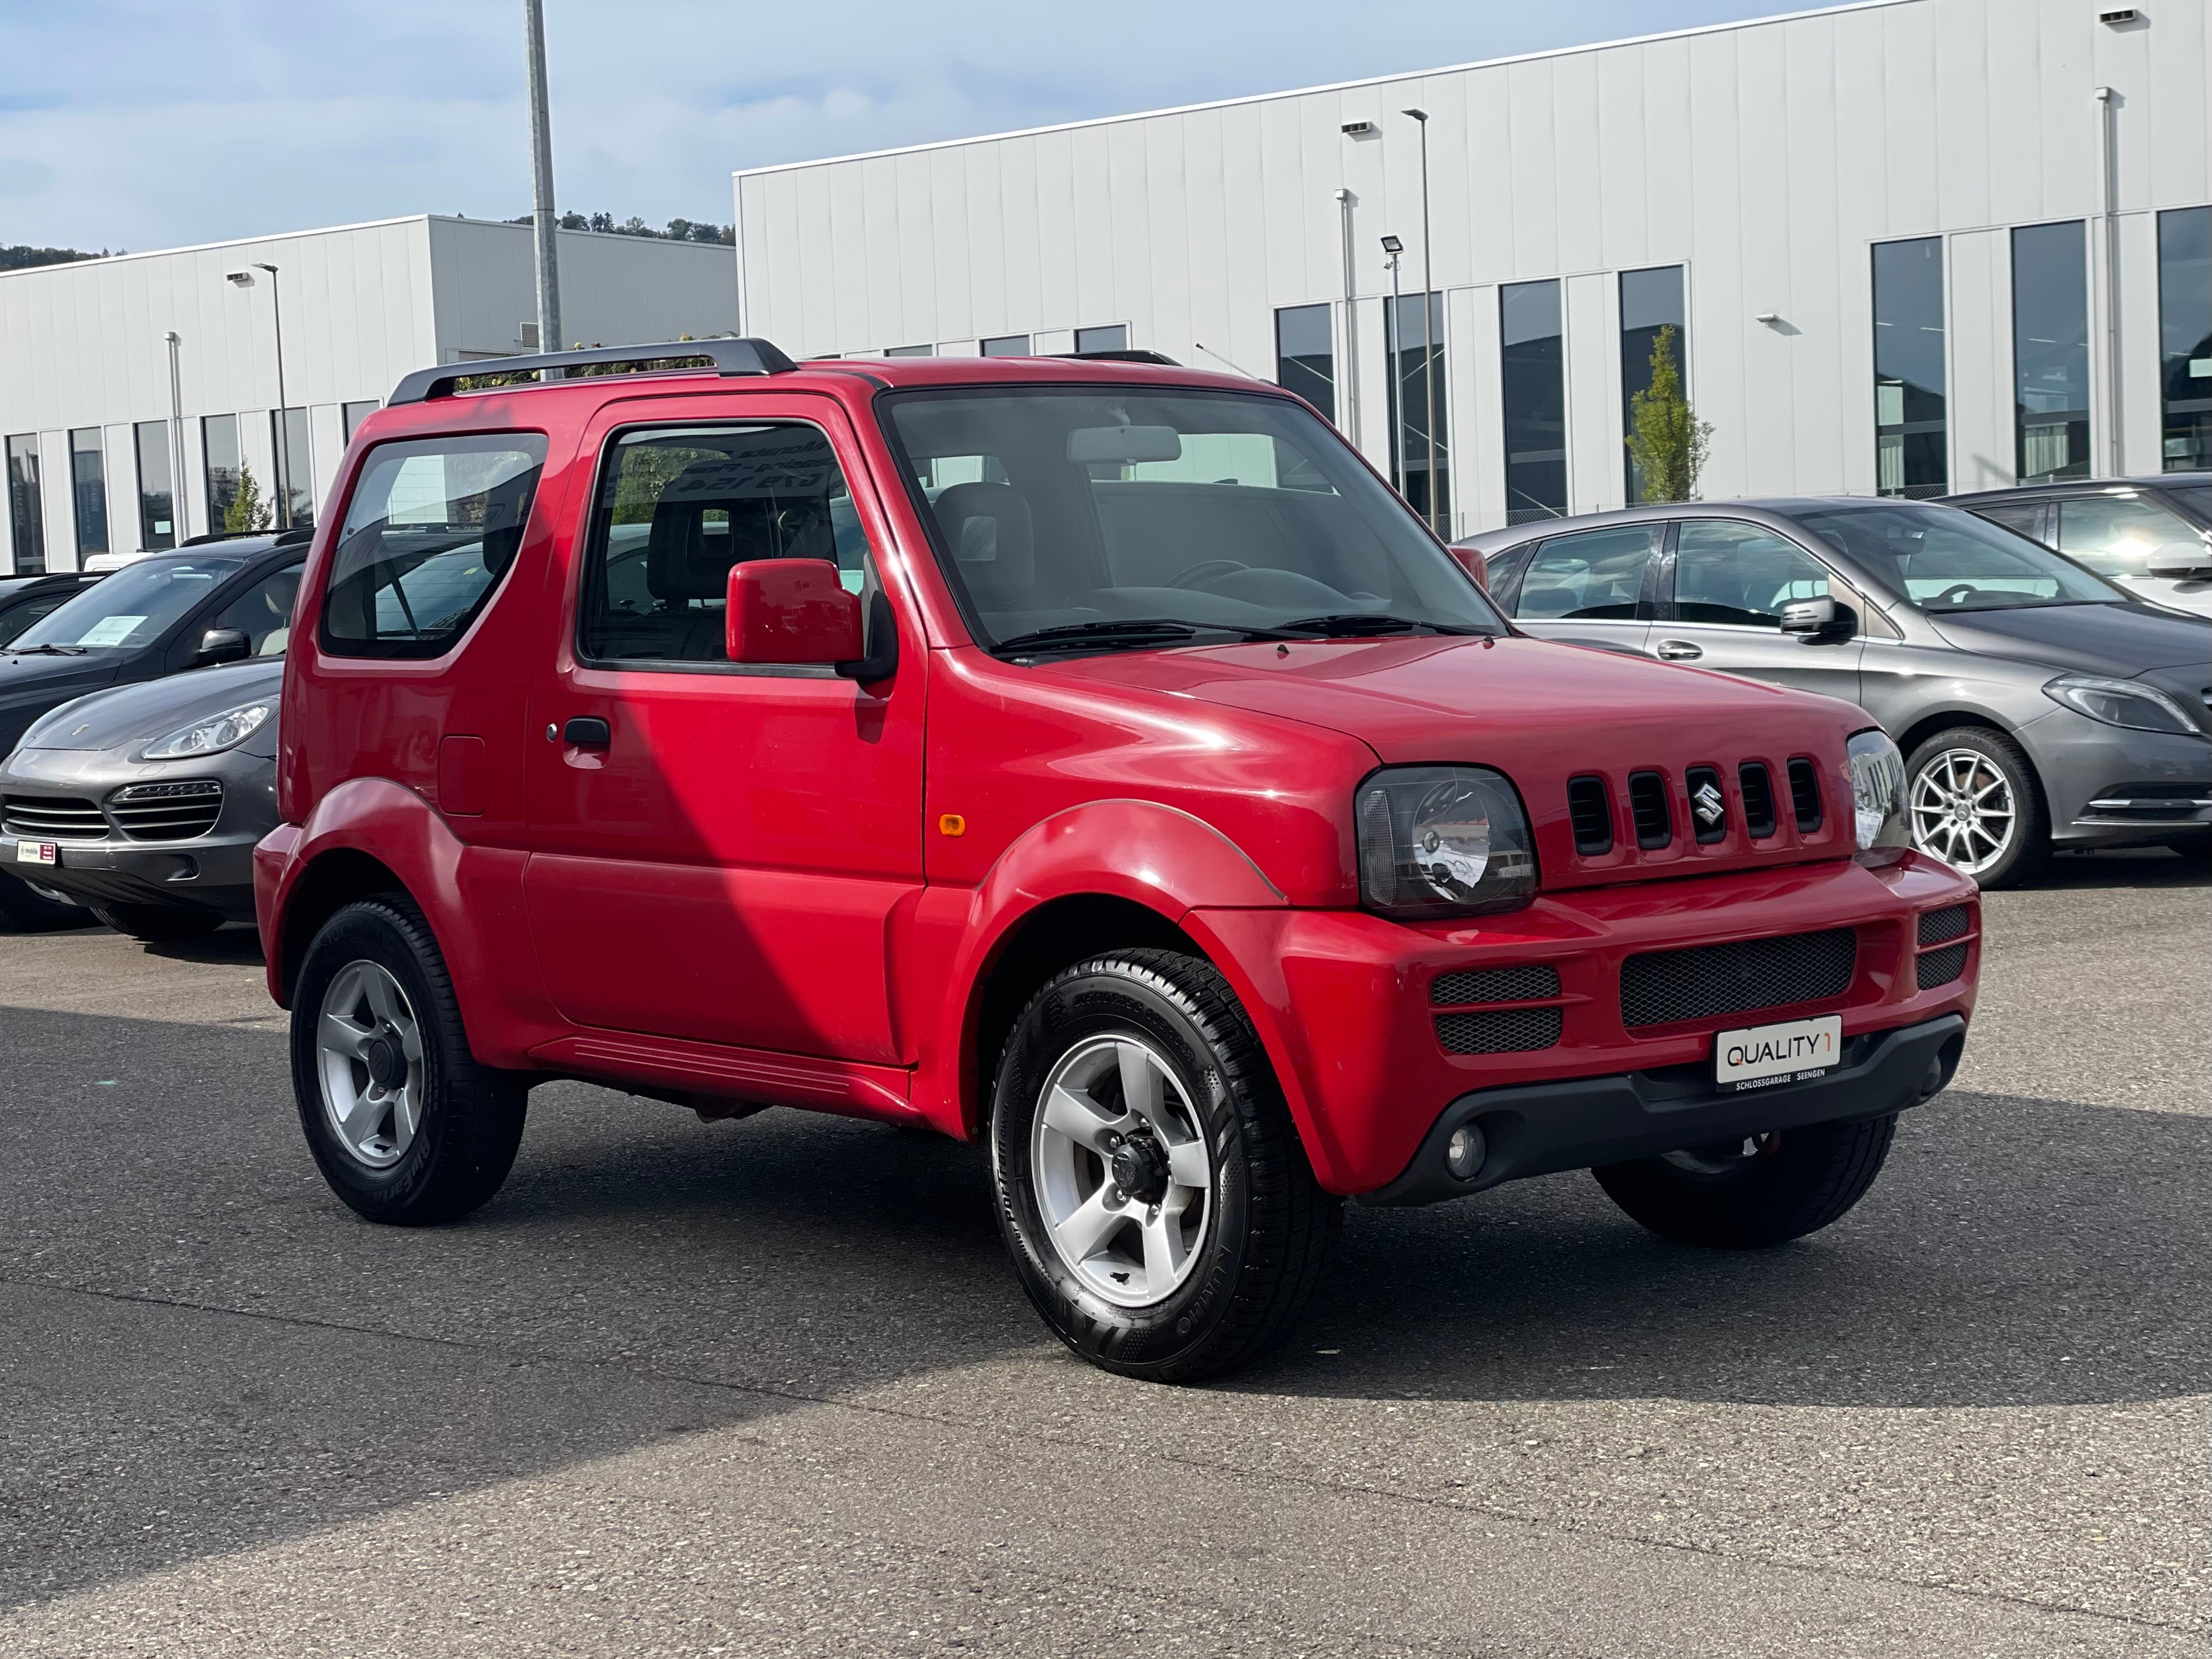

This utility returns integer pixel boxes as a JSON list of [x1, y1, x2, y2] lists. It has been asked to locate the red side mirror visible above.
[[725, 560, 863, 665], [1447, 546, 1490, 591]]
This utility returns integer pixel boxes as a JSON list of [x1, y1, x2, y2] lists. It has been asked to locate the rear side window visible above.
[[1515, 525, 1657, 620], [320, 434, 547, 659]]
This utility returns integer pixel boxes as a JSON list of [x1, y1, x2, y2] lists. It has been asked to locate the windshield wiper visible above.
[[993, 618, 1304, 655], [6, 643, 91, 657], [1276, 613, 1490, 638]]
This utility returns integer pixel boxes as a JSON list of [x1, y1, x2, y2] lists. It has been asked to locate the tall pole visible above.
[[2094, 86, 2121, 478], [164, 331, 187, 540], [254, 262, 290, 530], [525, 0, 563, 355], [1405, 108, 1439, 535], [1334, 189, 1361, 447], [1387, 248, 1405, 501]]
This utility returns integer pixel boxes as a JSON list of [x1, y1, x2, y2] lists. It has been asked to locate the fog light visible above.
[[1445, 1123, 1487, 1181]]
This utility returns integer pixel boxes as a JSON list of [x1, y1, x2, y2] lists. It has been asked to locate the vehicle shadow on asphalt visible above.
[[2020, 845, 2207, 890]]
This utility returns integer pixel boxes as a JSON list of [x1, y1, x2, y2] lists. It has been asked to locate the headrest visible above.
[[933, 482, 1034, 613], [643, 453, 838, 602]]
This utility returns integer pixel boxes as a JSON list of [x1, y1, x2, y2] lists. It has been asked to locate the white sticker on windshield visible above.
[[77, 615, 145, 647]]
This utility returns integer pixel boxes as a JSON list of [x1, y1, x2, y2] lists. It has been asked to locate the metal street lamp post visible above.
[[1381, 235, 1405, 508], [1403, 107, 1440, 536], [524, 0, 563, 353], [225, 264, 291, 529]]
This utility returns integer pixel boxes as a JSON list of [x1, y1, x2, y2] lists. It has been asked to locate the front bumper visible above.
[[2019, 704, 2212, 844]]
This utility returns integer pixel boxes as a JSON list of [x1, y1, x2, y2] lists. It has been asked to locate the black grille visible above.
[[1620, 927, 1857, 1029], [1432, 964, 1560, 1005], [1739, 763, 1777, 839], [1917, 905, 1971, 947], [1436, 1006, 1562, 1054], [1628, 772, 1672, 848], [1685, 765, 1728, 844], [1566, 776, 1613, 855], [108, 780, 223, 842], [2, 794, 107, 841], [1787, 758, 1823, 832], [1916, 941, 1969, 990]]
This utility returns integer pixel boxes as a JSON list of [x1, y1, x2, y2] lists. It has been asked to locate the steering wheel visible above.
[[1166, 559, 1250, 591], [1929, 583, 1981, 607]]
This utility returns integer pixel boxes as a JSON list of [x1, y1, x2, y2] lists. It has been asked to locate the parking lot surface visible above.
[[0, 851, 2204, 1657]]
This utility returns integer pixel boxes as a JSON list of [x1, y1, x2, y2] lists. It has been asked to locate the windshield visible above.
[[881, 386, 1501, 652], [2165, 484, 2212, 524], [1791, 503, 2123, 612], [11, 556, 246, 651]]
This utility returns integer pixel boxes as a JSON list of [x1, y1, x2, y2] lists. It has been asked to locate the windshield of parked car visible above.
[[1791, 503, 2123, 612], [881, 386, 1501, 653], [2165, 484, 2212, 523], [9, 556, 246, 651]]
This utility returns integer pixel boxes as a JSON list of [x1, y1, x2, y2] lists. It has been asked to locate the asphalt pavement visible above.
[[0, 849, 2204, 1657]]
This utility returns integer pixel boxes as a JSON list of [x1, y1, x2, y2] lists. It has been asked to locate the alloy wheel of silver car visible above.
[[315, 959, 427, 1169], [1909, 747, 2018, 876], [1030, 1033, 1213, 1309]]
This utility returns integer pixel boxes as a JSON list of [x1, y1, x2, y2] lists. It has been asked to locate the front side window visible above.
[[1672, 520, 1831, 627], [578, 424, 875, 665], [881, 386, 1499, 653], [2053, 493, 2198, 578], [1513, 525, 1655, 621], [2158, 206, 2211, 471], [210, 560, 305, 656], [134, 421, 176, 551], [1501, 280, 1567, 525], [1873, 237, 1947, 498], [6, 434, 44, 575], [1794, 503, 2120, 612], [13, 554, 245, 651], [321, 433, 547, 660], [2012, 221, 2090, 483]]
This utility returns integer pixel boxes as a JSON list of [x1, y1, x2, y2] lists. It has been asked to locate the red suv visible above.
[[256, 342, 1978, 1380]]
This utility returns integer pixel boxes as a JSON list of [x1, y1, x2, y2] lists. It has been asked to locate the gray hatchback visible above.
[[1459, 498, 2212, 886]]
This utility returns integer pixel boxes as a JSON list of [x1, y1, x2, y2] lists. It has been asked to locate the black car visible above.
[[0, 573, 102, 649], [0, 531, 308, 928], [1944, 474, 2212, 618]]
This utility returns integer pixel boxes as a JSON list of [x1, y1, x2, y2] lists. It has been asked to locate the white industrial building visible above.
[[734, 0, 2211, 536], [2, 215, 738, 572]]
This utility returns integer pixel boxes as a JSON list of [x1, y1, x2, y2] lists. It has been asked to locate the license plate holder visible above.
[[14, 841, 57, 866], [1715, 1014, 1842, 1094]]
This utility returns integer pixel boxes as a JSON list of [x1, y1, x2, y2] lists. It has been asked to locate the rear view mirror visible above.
[[1780, 596, 1855, 639], [1065, 424, 1182, 465], [2145, 541, 2212, 579], [195, 627, 251, 666], [725, 560, 863, 665]]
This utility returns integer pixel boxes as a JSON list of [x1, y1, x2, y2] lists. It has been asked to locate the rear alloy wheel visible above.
[[1593, 1114, 1897, 1248], [1905, 727, 2050, 888], [89, 903, 225, 943], [991, 950, 1340, 1382]]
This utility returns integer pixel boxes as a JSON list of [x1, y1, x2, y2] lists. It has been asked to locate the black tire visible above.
[[991, 949, 1340, 1383], [0, 869, 92, 932], [1904, 726, 2051, 889], [2162, 830, 2210, 866], [291, 895, 528, 1226], [89, 903, 226, 943], [1592, 1113, 1897, 1249]]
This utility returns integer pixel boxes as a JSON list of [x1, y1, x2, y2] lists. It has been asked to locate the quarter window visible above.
[[320, 433, 547, 660], [2053, 494, 2195, 578], [1672, 520, 1830, 628], [1512, 525, 1656, 621]]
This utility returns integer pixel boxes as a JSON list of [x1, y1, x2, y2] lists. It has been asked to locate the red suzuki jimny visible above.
[[256, 341, 1978, 1380]]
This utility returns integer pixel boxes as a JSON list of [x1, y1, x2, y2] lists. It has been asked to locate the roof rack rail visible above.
[[1053, 349, 1181, 366], [390, 337, 797, 405]]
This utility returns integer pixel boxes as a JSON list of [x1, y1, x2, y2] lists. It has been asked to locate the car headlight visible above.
[[1846, 728, 1910, 857], [2041, 674, 2199, 736], [1355, 765, 1536, 917], [140, 700, 273, 761]]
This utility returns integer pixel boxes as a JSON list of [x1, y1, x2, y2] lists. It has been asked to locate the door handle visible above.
[[560, 716, 612, 747], [1654, 640, 1703, 661]]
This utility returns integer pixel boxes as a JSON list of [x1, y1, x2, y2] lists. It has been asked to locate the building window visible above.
[[7, 435, 46, 575], [272, 405, 313, 529], [1620, 266, 1686, 502], [1385, 292, 1448, 529], [2157, 206, 2211, 472], [1872, 237, 1948, 498], [69, 428, 108, 557], [980, 335, 1030, 357], [203, 414, 241, 532], [884, 344, 934, 357], [1074, 325, 1128, 354], [1501, 279, 1567, 525], [133, 422, 176, 551], [1275, 303, 1335, 424], [2012, 221, 2090, 483], [343, 400, 381, 442]]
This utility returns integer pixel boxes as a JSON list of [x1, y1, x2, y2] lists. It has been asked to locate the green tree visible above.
[[1624, 324, 1713, 503], [224, 464, 273, 533]]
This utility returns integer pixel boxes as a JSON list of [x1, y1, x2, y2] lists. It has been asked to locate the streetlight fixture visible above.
[[225, 263, 291, 529], [1403, 107, 1440, 536]]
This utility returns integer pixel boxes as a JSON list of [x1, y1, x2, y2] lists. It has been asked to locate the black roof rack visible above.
[[1053, 349, 1181, 366], [390, 337, 797, 405]]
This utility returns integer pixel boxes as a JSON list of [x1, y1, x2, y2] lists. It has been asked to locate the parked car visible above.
[[259, 341, 1978, 1382], [0, 657, 281, 940], [1945, 474, 2212, 617], [1460, 499, 2212, 886], [0, 532, 305, 929], [0, 573, 103, 649]]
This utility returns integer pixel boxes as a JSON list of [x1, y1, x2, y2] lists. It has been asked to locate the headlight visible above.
[[1355, 765, 1536, 917], [1846, 728, 1909, 857], [140, 700, 273, 760], [2042, 674, 2199, 736]]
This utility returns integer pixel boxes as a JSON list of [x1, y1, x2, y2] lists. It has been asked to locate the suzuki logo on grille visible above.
[[1692, 779, 1726, 828]]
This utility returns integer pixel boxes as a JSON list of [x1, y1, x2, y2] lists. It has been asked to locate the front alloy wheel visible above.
[[1904, 726, 2051, 888]]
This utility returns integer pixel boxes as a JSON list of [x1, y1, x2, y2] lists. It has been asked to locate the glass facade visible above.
[[2157, 206, 2211, 471], [1501, 279, 1567, 525], [980, 335, 1030, 357], [134, 421, 176, 550], [2012, 221, 2091, 483], [343, 400, 381, 442], [1872, 237, 1948, 498], [272, 405, 314, 529], [884, 344, 934, 357], [1619, 266, 1686, 501], [203, 414, 241, 532], [1275, 303, 1335, 423], [7, 435, 45, 574], [1074, 324, 1128, 353], [1384, 291, 1448, 527], [69, 428, 107, 557]]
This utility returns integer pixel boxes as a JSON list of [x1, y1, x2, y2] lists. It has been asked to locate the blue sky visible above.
[[2, 0, 1791, 254]]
